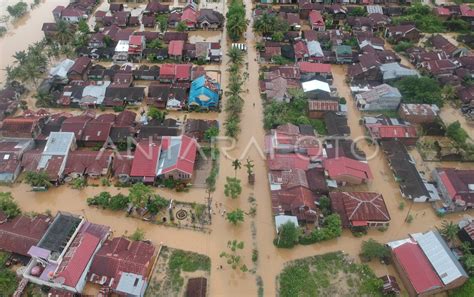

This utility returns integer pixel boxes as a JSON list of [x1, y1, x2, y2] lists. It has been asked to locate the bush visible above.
[[394, 41, 413, 52], [130, 228, 145, 241], [7, 2, 28, 19], [398, 201, 405, 211], [299, 214, 342, 245], [0, 192, 21, 218], [360, 239, 391, 262], [446, 121, 469, 145], [274, 221, 300, 248]]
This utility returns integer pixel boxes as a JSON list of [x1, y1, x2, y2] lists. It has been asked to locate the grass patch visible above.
[[278, 252, 383, 297], [168, 249, 211, 292]]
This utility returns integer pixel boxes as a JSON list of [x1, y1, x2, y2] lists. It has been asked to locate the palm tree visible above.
[[226, 15, 247, 42], [227, 47, 244, 65], [438, 220, 459, 247], [13, 51, 27, 65], [253, 14, 275, 36], [34, 91, 54, 107], [56, 20, 74, 45], [232, 159, 242, 177]]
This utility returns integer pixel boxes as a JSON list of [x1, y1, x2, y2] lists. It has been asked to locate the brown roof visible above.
[[68, 57, 91, 77], [308, 100, 339, 111], [329, 192, 390, 227], [0, 212, 51, 256], [186, 277, 207, 297], [305, 168, 328, 193], [0, 117, 42, 138], [64, 151, 112, 176]]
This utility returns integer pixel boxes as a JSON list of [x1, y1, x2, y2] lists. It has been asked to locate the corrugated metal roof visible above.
[[415, 230, 468, 285]]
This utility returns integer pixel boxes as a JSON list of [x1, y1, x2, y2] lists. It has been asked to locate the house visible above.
[[421, 59, 458, 77], [429, 34, 467, 58], [128, 35, 145, 60], [399, 104, 439, 124], [285, 12, 301, 31], [385, 25, 421, 43], [330, 192, 390, 228], [355, 84, 402, 111], [460, 4, 474, 23], [458, 85, 474, 105], [181, 4, 198, 29], [334, 45, 353, 64], [388, 230, 468, 297], [380, 140, 434, 202], [113, 155, 133, 183], [368, 13, 390, 30], [130, 140, 160, 183], [347, 16, 374, 32], [147, 84, 187, 110], [379, 62, 420, 82], [89, 237, 156, 297], [265, 123, 321, 157], [308, 100, 339, 119], [114, 40, 130, 64], [53, 6, 65, 21], [324, 112, 350, 137], [142, 15, 156, 28], [293, 40, 309, 62], [64, 151, 112, 179], [306, 40, 324, 62], [104, 87, 145, 107], [60, 7, 86, 23], [188, 75, 220, 110], [145, 1, 170, 14], [60, 113, 94, 140], [309, 10, 325, 31], [305, 167, 328, 195], [88, 32, 106, 49], [433, 168, 474, 210], [42, 23, 58, 38], [323, 157, 373, 185], [159, 64, 192, 83], [260, 76, 300, 103], [168, 40, 185, 61], [298, 62, 332, 81], [68, 57, 92, 81], [0, 138, 34, 183], [302, 79, 331, 99], [366, 123, 418, 146], [23, 213, 110, 294], [80, 115, 114, 147], [184, 119, 218, 142], [156, 135, 197, 181], [197, 9, 224, 30], [0, 115, 45, 138], [0, 211, 49, 262], [163, 32, 188, 44], [133, 65, 160, 81], [109, 3, 124, 13], [271, 186, 318, 224], [267, 153, 310, 171], [347, 53, 382, 83]]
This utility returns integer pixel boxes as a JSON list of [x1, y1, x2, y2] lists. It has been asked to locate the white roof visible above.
[[302, 79, 330, 93], [415, 230, 468, 285], [115, 40, 129, 52], [307, 40, 324, 57], [49, 59, 75, 79], [43, 132, 75, 156], [274, 215, 299, 233], [81, 81, 110, 105], [367, 5, 383, 14]]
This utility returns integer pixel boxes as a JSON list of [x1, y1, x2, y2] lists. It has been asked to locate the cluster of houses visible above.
[[43, 56, 221, 110], [42, 2, 224, 64], [265, 123, 393, 231], [0, 109, 220, 185], [0, 211, 158, 296]]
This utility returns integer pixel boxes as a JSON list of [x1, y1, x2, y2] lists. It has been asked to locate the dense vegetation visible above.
[[226, 0, 247, 41], [0, 192, 21, 218], [253, 14, 289, 39], [0, 252, 17, 297], [7, 2, 28, 19], [299, 214, 342, 245], [393, 76, 444, 107], [224, 47, 245, 138], [446, 121, 469, 145], [359, 239, 391, 262], [278, 252, 383, 297]]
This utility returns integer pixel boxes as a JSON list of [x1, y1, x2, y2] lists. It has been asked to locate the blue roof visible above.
[[188, 75, 220, 108]]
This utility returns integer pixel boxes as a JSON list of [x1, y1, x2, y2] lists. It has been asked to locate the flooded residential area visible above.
[[0, 0, 474, 297]]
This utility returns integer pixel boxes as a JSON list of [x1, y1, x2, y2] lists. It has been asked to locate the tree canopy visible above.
[[24, 171, 52, 189], [224, 177, 242, 199], [129, 183, 154, 208], [0, 192, 21, 218], [446, 121, 469, 145], [226, 0, 247, 41], [360, 239, 391, 262], [275, 221, 300, 248], [394, 76, 443, 107], [226, 208, 245, 225], [7, 2, 28, 19]]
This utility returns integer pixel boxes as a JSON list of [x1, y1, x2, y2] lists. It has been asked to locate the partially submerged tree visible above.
[[128, 183, 154, 208], [0, 192, 21, 218], [129, 228, 145, 241], [232, 159, 242, 177], [274, 221, 300, 248], [224, 177, 242, 199], [24, 171, 52, 189], [226, 208, 245, 225], [438, 220, 459, 247], [360, 239, 391, 262]]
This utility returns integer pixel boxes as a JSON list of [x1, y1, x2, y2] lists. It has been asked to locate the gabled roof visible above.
[[309, 10, 324, 26], [168, 40, 185, 56], [130, 140, 160, 178], [157, 135, 196, 176], [0, 213, 50, 256], [329, 192, 390, 227], [267, 154, 310, 171], [298, 62, 331, 74], [308, 100, 338, 111], [68, 57, 91, 76], [436, 168, 474, 204], [323, 157, 373, 182]]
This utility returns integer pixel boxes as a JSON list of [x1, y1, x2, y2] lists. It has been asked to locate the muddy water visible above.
[[0, 0, 70, 84], [440, 105, 474, 139]]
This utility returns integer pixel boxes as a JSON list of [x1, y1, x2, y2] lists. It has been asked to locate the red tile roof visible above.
[[460, 4, 474, 17], [0, 213, 50, 256], [298, 62, 331, 74], [169, 40, 185, 56], [308, 100, 339, 111], [181, 6, 197, 23], [176, 64, 192, 80], [267, 154, 310, 171], [377, 125, 417, 139], [57, 233, 101, 288], [271, 186, 317, 221], [435, 7, 451, 16], [392, 242, 443, 294], [329, 192, 390, 227], [309, 10, 324, 27], [130, 141, 160, 178], [64, 151, 112, 176], [89, 237, 155, 287], [323, 157, 373, 183], [160, 136, 197, 175]]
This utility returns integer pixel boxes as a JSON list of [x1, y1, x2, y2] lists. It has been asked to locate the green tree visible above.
[[360, 239, 391, 262], [348, 7, 366, 17], [147, 195, 169, 215], [130, 228, 145, 241], [148, 38, 163, 49], [244, 159, 254, 176], [24, 171, 52, 189], [442, 84, 457, 102], [227, 47, 244, 65], [71, 176, 87, 189], [0, 192, 21, 218], [232, 159, 242, 177], [108, 193, 129, 211], [272, 31, 284, 42], [78, 19, 90, 34], [7, 2, 28, 19], [394, 76, 443, 106], [176, 21, 187, 32], [275, 221, 300, 248], [148, 106, 167, 122], [224, 177, 242, 199], [0, 269, 17, 296], [224, 116, 240, 138], [226, 208, 245, 225], [226, 0, 247, 41], [129, 183, 153, 208], [446, 121, 469, 145], [156, 14, 168, 32], [319, 195, 331, 216], [438, 220, 459, 247], [204, 126, 219, 142], [55, 20, 74, 45]]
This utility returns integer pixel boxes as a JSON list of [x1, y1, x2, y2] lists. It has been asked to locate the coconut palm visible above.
[[439, 220, 459, 247], [226, 15, 247, 41], [232, 159, 242, 177], [253, 14, 275, 35], [56, 20, 74, 45], [226, 47, 244, 65]]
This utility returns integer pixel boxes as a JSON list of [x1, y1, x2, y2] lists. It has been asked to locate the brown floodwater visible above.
[[3, 1, 474, 297]]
